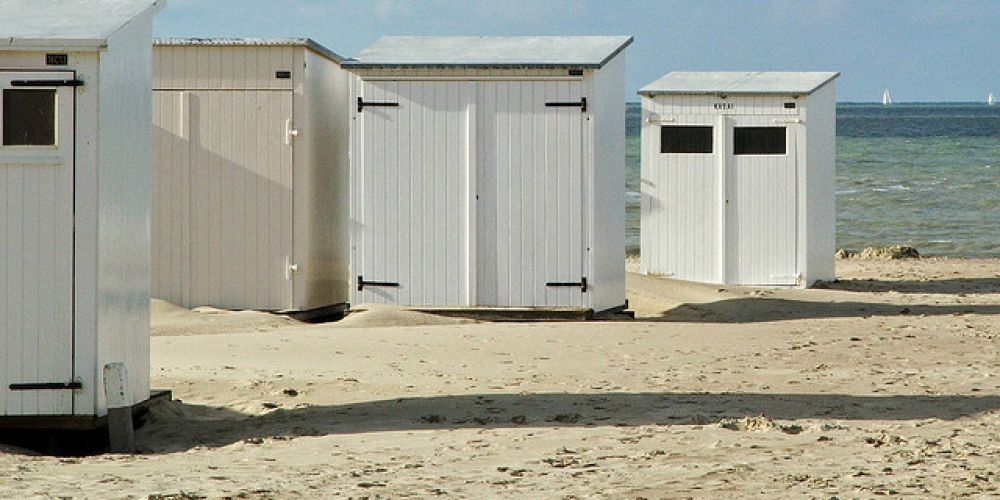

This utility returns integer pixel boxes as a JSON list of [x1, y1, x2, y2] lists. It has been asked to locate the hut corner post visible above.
[[103, 363, 135, 453]]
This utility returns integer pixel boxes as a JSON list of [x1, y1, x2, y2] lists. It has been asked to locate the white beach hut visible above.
[[151, 38, 351, 317], [0, 0, 163, 427], [345, 36, 632, 312], [638, 72, 839, 287]]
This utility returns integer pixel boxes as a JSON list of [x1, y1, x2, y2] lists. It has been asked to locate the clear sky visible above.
[[156, 0, 1000, 102]]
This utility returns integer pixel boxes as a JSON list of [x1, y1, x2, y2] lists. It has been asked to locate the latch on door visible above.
[[285, 119, 300, 145]]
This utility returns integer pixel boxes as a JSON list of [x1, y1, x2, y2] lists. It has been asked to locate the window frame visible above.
[[733, 126, 787, 156], [2, 88, 59, 148], [659, 125, 714, 154]]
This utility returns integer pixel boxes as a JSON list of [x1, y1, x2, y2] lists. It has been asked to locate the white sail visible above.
[[882, 89, 892, 105], [989, 93, 996, 105]]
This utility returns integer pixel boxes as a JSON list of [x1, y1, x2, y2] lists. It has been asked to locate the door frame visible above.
[[723, 114, 800, 285], [0, 69, 78, 413]]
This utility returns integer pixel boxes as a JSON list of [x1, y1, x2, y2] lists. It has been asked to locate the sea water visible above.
[[625, 103, 1000, 258]]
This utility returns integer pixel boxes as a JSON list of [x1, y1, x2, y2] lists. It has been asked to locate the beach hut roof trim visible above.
[[0, 0, 164, 50], [155, 37, 345, 63], [344, 35, 633, 69], [639, 71, 840, 96]]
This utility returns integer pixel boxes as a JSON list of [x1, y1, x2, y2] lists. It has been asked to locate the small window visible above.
[[3, 89, 56, 146], [734, 127, 785, 155], [660, 125, 713, 153]]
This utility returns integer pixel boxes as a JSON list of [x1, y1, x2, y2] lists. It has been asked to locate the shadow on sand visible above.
[[138, 391, 1000, 453], [827, 277, 1000, 295], [643, 298, 1000, 323]]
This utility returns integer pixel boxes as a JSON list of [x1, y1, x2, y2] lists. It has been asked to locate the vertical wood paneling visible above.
[[477, 80, 586, 307], [730, 115, 797, 285], [1, 74, 74, 415], [357, 80, 472, 305]]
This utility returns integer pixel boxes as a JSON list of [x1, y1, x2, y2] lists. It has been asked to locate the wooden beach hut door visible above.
[[356, 80, 474, 305], [476, 80, 587, 307], [0, 72, 76, 415], [725, 116, 799, 285]]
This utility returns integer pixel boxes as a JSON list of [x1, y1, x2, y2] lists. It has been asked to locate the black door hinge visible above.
[[11, 79, 84, 87], [9, 382, 83, 391], [357, 97, 399, 112], [545, 97, 587, 112], [546, 277, 588, 292], [358, 275, 400, 291]]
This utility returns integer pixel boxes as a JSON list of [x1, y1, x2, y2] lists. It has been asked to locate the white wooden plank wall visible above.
[[151, 91, 189, 304], [154, 46, 297, 90], [477, 80, 585, 307], [644, 94, 799, 117], [358, 80, 471, 305]]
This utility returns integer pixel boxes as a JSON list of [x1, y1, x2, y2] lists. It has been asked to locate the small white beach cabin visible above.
[[345, 36, 632, 312], [639, 72, 838, 287], [152, 39, 351, 316], [0, 0, 163, 426]]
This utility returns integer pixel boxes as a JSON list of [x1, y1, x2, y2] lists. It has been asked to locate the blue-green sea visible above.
[[625, 103, 1000, 258]]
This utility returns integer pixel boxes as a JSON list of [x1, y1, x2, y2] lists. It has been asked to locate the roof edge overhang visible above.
[[344, 35, 634, 71], [0, 38, 109, 51], [638, 72, 841, 97], [155, 37, 344, 64], [0, 0, 166, 53]]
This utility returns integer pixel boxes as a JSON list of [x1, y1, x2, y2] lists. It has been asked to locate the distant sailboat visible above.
[[989, 93, 996, 106], [882, 89, 892, 106]]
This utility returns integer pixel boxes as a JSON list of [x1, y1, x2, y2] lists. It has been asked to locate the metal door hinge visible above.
[[357, 275, 400, 291], [11, 79, 84, 87], [9, 381, 82, 391], [357, 97, 399, 112], [546, 277, 588, 292], [545, 97, 587, 112]]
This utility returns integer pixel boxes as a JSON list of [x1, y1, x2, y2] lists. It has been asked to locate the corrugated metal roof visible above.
[[344, 36, 633, 69], [639, 72, 840, 96], [156, 37, 344, 63], [0, 0, 164, 50]]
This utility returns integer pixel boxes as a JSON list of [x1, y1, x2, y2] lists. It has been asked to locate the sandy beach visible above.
[[1, 257, 998, 498]]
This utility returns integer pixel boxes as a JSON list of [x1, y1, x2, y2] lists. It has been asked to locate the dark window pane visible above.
[[660, 125, 712, 153], [3, 89, 56, 146], [734, 126, 785, 155]]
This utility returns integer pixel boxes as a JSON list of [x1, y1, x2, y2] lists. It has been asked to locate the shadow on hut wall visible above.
[[151, 90, 350, 310], [130, 391, 1000, 454]]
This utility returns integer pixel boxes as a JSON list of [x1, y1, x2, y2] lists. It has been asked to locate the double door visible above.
[[0, 71, 76, 415], [650, 113, 798, 285], [355, 79, 588, 307]]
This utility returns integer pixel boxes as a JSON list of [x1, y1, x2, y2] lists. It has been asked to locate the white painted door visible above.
[[643, 115, 722, 283], [152, 90, 294, 310], [356, 80, 474, 305], [726, 116, 798, 285], [0, 72, 75, 415], [476, 80, 587, 307]]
